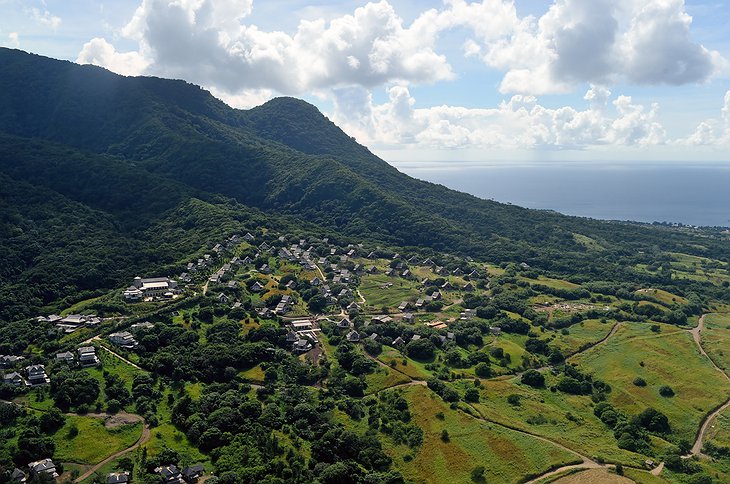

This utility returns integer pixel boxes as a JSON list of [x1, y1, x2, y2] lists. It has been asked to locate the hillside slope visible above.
[[1, 47, 729, 319]]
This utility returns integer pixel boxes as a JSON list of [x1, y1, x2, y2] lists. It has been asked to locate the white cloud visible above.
[[107, 0, 453, 96], [331, 84, 667, 151], [684, 90, 730, 146], [76, 38, 150, 76], [30, 7, 61, 30], [466, 0, 722, 94], [7, 32, 19, 48]]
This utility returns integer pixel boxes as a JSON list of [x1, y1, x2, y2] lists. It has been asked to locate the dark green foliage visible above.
[[520, 370, 545, 388], [634, 408, 671, 434], [659, 385, 675, 397], [50, 369, 100, 410], [633, 377, 647, 387]]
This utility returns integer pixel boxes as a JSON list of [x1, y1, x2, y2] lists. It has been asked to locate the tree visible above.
[[405, 339, 435, 360], [471, 466, 486, 483], [39, 407, 65, 433], [659, 385, 675, 397], [474, 362, 492, 378], [521, 370, 545, 388], [464, 388, 480, 403], [633, 377, 647, 387], [440, 429, 450, 442]]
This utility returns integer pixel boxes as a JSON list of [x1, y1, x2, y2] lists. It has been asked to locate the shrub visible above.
[[632, 377, 647, 387], [521, 370, 545, 388], [507, 394, 521, 406], [440, 429, 450, 442], [659, 385, 675, 397]]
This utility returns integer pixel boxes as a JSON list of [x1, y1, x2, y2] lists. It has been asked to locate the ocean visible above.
[[392, 161, 730, 228]]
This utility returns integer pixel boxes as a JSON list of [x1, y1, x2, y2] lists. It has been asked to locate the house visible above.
[[463, 282, 475, 292], [0, 355, 25, 368], [447, 332, 456, 340], [131, 321, 154, 332], [256, 307, 275, 319], [293, 339, 313, 353], [217, 293, 230, 304], [250, 282, 265, 293], [489, 326, 502, 336], [78, 347, 99, 367], [402, 313, 415, 324], [402, 269, 412, 278], [10, 468, 26, 483], [182, 464, 205, 482], [109, 332, 138, 349], [431, 291, 442, 300], [385, 269, 396, 277], [155, 464, 185, 483], [347, 302, 360, 313], [2, 372, 28, 387], [371, 315, 394, 324], [286, 331, 299, 343], [452, 268, 464, 276], [398, 301, 412, 311], [291, 321, 313, 331], [411, 334, 421, 341], [337, 318, 351, 330], [28, 459, 58, 480], [26, 365, 49, 385], [415, 298, 425, 308], [346, 330, 361, 342], [368, 333, 379, 341], [392, 336, 405, 345], [107, 471, 130, 484], [244, 232, 255, 241], [124, 276, 179, 300], [259, 264, 272, 274], [441, 281, 454, 290], [55, 351, 75, 364]]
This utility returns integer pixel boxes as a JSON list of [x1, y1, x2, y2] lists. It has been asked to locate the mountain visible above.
[[0, 47, 728, 321]]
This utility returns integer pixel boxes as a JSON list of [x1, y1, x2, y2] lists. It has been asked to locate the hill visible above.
[[0, 46, 729, 318]]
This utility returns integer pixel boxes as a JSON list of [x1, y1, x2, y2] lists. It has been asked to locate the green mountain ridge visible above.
[[0, 47, 728, 321]]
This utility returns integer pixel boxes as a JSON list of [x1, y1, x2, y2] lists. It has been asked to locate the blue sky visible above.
[[2, 0, 730, 162]]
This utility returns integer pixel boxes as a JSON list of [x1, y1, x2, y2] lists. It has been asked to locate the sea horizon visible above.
[[393, 160, 730, 229]]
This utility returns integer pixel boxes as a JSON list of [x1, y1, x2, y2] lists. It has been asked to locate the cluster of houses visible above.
[[154, 463, 206, 483], [124, 276, 180, 302], [55, 345, 99, 367], [286, 320, 320, 353], [2, 363, 49, 387], [2, 347, 101, 388], [7, 458, 60, 482], [36, 313, 102, 334]]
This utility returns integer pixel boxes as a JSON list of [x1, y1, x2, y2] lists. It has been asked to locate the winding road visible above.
[[687, 314, 730, 456], [73, 418, 151, 483]]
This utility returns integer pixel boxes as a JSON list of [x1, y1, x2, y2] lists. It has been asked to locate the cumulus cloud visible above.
[[466, 0, 721, 93], [101, 0, 453, 94], [77, 38, 151, 76], [331, 84, 667, 150], [684, 90, 730, 146], [30, 7, 61, 30], [7, 32, 19, 48]]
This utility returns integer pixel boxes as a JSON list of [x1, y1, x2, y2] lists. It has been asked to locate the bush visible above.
[[474, 362, 492, 378], [659, 385, 675, 397], [507, 394, 521, 406], [440, 429, 449, 442], [632, 377, 647, 387], [464, 388, 480, 403], [521, 370, 545, 388]]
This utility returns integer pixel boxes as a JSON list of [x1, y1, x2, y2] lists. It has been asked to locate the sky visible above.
[[2, 0, 730, 163]]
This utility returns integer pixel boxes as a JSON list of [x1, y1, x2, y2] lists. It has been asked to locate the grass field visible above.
[[572, 323, 730, 443], [552, 468, 631, 483], [469, 377, 646, 465], [359, 274, 422, 309], [364, 365, 411, 394], [702, 313, 730, 372], [53, 415, 142, 464], [545, 319, 616, 355], [705, 407, 730, 449], [376, 346, 433, 380], [387, 385, 579, 483], [634, 289, 687, 306]]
